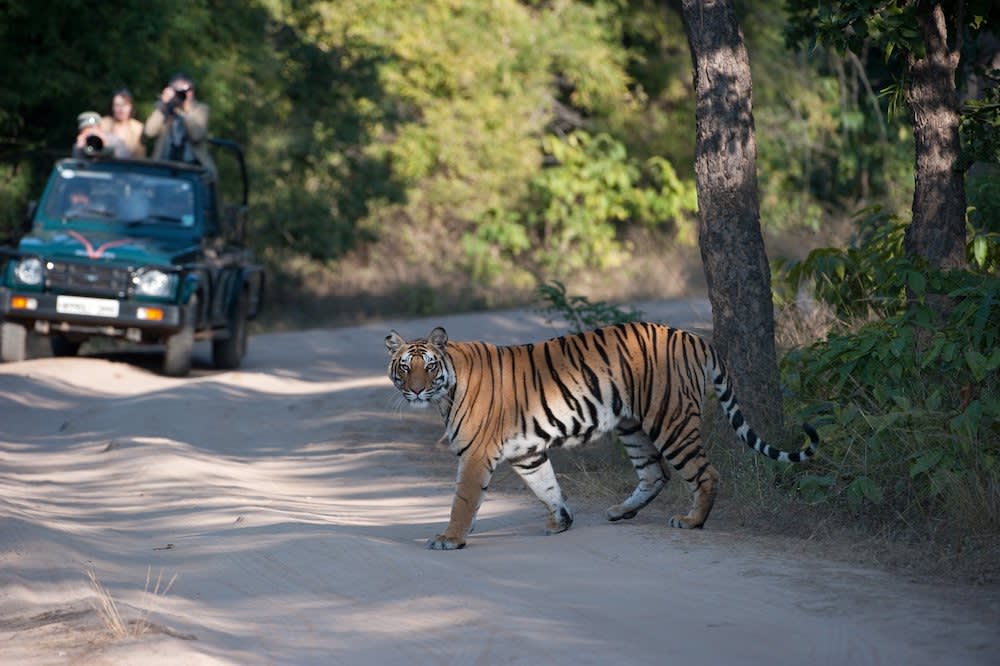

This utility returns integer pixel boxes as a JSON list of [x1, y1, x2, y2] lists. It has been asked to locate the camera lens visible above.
[[174, 88, 188, 102], [84, 134, 104, 153]]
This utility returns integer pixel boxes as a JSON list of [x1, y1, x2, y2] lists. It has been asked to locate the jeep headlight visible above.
[[133, 268, 176, 298], [14, 257, 44, 286]]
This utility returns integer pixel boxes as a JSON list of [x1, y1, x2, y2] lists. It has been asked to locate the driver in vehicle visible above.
[[63, 179, 91, 210]]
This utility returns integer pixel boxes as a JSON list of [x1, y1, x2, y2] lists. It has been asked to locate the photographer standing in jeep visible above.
[[143, 72, 216, 178]]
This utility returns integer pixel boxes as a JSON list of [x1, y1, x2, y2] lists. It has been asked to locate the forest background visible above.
[[2, 0, 940, 314], [0, 0, 998, 575]]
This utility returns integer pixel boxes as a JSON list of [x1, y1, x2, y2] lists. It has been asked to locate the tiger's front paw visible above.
[[426, 534, 466, 550], [545, 506, 574, 535]]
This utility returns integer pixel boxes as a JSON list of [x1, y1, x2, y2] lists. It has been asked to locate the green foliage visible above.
[[967, 165, 1000, 273], [781, 0, 1000, 224], [783, 278, 1000, 528], [0, 165, 31, 244], [779, 210, 1000, 532], [774, 208, 909, 318], [536, 280, 642, 334], [750, 4, 914, 225], [479, 131, 696, 276], [279, 0, 642, 267], [784, 1, 925, 59], [959, 72, 1000, 170]]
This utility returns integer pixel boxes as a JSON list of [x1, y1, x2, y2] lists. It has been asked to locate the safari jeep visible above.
[[0, 141, 264, 376]]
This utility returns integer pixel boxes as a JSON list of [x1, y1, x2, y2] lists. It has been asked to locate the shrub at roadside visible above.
[[776, 210, 1000, 543]]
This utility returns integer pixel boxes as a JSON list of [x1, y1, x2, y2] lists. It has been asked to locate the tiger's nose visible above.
[[407, 369, 430, 392]]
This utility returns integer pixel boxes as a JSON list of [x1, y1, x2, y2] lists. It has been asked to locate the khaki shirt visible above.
[[143, 100, 216, 177]]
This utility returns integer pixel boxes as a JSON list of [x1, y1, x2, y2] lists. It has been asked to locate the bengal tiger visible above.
[[385, 322, 818, 550]]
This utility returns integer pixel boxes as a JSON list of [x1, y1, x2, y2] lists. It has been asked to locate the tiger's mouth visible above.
[[403, 395, 432, 408], [401, 389, 437, 407]]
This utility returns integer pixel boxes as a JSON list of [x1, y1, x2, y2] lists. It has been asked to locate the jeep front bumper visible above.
[[0, 288, 183, 338]]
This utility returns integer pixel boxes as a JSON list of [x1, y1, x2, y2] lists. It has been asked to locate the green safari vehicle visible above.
[[0, 141, 264, 376]]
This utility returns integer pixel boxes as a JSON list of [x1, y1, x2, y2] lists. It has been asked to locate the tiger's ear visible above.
[[385, 330, 405, 353], [428, 327, 448, 350]]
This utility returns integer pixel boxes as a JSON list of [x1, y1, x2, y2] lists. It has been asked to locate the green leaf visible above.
[[973, 235, 988, 267], [797, 474, 836, 503], [965, 348, 989, 381], [909, 450, 944, 477], [888, 363, 903, 382], [847, 475, 884, 509]]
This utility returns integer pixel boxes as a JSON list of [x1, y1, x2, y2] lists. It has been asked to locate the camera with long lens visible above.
[[83, 134, 104, 154]]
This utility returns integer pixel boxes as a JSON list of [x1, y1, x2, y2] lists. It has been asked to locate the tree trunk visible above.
[[677, 0, 783, 435], [905, 3, 967, 271]]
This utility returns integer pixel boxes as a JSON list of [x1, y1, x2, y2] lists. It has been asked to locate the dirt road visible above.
[[1, 300, 997, 665]]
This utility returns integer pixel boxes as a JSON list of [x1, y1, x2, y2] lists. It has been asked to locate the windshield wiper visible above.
[[62, 207, 115, 220]]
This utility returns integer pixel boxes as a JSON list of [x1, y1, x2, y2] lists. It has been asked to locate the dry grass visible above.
[[253, 227, 708, 333], [86, 566, 178, 640], [774, 288, 840, 351]]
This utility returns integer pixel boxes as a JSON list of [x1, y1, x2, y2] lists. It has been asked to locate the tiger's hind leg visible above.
[[656, 412, 718, 529], [606, 420, 669, 522], [509, 452, 574, 534]]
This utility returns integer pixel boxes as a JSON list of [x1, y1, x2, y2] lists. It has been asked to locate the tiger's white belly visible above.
[[500, 425, 614, 460]]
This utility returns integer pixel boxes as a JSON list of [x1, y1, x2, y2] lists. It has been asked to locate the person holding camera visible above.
[[143, 73, 215, 177], [73, 111, 123, 158], [73, 88, 145, 159]]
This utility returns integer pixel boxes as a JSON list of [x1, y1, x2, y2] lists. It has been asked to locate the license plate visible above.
[[56, 295, 120, 318]]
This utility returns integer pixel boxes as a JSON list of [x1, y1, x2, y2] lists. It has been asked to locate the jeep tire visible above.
[[212, 290, 248, 370], [0, 322, 27, 363], [163, 295, 197, 377]]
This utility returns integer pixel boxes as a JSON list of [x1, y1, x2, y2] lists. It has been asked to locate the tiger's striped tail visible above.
[[708, 352, 819, 463]]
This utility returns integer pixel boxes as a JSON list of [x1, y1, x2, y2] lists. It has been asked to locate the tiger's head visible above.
[[385, 326, 454, 406]]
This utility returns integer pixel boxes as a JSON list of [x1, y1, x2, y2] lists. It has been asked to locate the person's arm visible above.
[[129, 120, 148, 158], [143, 107, 166, 140], [144, 86, 175, 140]]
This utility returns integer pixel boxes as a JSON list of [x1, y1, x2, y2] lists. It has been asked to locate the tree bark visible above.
[[905, 3, 967, 271], [677, 0, 783, 435]]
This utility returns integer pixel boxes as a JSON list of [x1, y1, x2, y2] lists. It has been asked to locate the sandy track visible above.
[[1, 300, 997, 665]]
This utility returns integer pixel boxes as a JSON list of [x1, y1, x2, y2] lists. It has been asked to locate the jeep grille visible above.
[[45, 261, 131, 297]]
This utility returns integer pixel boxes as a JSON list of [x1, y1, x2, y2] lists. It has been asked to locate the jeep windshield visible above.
[[43, 168, 197, 229]]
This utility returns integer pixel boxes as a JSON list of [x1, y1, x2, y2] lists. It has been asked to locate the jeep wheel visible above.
[[163, 296, 196, 377], [0, 322, 27, 362], [212, 291, 248, 370], [50, 334, 82, 357]]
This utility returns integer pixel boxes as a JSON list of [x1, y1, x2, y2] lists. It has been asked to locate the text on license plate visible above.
[[56, 295, 120, 318]]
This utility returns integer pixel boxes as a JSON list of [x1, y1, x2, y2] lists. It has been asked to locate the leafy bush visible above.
[[778, 211, 1000, 535], [0, 164, 32, 245], [774, 207, 924, 319], [536, 280, 643, 333], [465, 131, 697, 279]]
